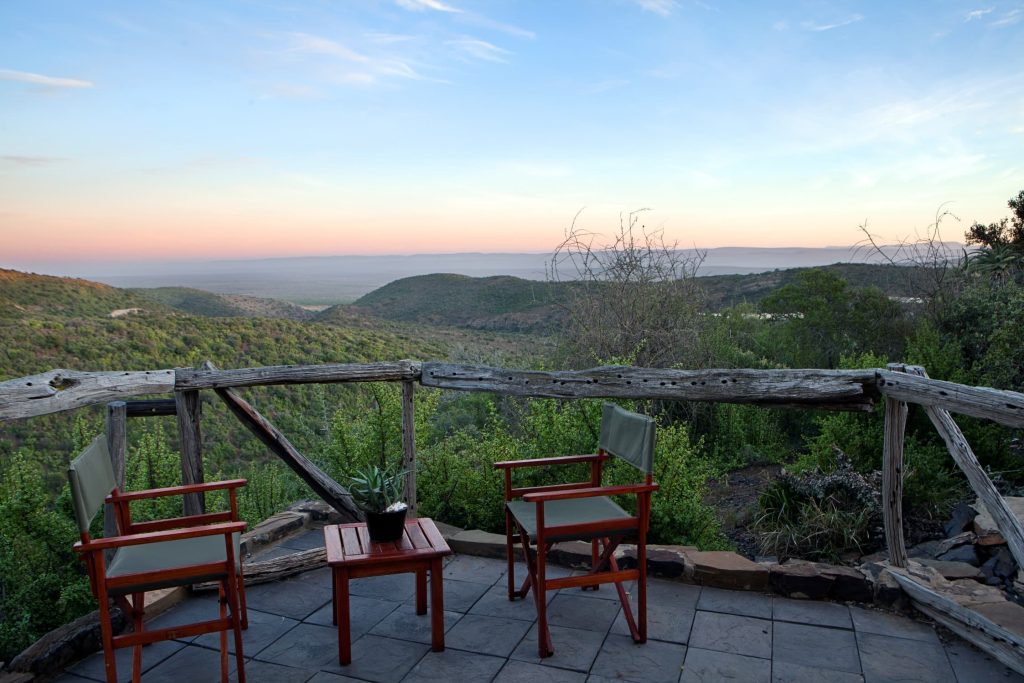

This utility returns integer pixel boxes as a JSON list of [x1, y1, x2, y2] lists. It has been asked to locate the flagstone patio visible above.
[[55, 528, 1023, 683]]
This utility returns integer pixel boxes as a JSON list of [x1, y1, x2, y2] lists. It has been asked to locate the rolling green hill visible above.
[[130, 286, 315, 320], [0, 268, 166, 320], [347, 273, 573, 332]]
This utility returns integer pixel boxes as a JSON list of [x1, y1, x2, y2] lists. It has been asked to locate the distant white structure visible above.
[[109, 308, 143, 318]]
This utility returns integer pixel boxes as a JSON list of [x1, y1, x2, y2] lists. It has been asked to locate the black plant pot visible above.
[[365, 508, 408, 542]]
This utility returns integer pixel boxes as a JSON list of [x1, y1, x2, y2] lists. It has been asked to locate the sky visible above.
[[1, 0, 1023, 269]]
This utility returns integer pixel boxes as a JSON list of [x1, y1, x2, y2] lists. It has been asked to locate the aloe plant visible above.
[[347, 462, 406, 513]]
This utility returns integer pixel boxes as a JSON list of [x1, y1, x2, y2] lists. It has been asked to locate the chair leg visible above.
[[583, 539, 600, 591], [535, 540, 553, 658], [226, 573, 247, 683], [238, 564, 249, 630], [505, 508, 516, 601], [219, 584, 229, 683], [97, 594, 118, 683]]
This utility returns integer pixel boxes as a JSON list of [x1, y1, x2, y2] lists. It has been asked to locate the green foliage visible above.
[[755, 454, 881, 561], [234, 462, 297, 528], [703, 403, 788, 471], [347, 463, 407, 513], [0, 452, 93, 661], [760, 269, 908, 368], [124, 423, 183, 521]]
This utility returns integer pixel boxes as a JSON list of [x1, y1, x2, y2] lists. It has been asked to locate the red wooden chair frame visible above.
[[74, 478, 249, 683], [495, 450, 658, 657]]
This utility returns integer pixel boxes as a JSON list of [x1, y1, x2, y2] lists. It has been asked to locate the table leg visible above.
[[335, 568, 351, 665], [430, 558, 444, 652], [416, 568, 428, 615]]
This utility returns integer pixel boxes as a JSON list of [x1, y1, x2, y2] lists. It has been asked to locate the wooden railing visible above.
[[3, 360, 1024, 671]]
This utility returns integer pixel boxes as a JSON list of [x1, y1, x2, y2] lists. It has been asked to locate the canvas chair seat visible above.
[[106, 532, 242, 594], [507, 497, 631, 542]]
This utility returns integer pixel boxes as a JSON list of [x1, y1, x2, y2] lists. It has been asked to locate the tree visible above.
[[760, 269, 907, 368], [965, 189, 1024, 283], [548, 210, 709, 368]]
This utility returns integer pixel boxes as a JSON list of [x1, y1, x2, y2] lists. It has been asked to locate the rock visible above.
[[9, 606, 126, 675], [549, 540, 594, 567], [980, 548, 1017, 586], [288, 499, 348, 523], [769, 561, 835, 599], [859, 562, 907, 610], [973, 496, 1024, 538], [936, 543, 979, 566], [242, 510, 308, 555], [908, 540, 943, 559], [916, 559, 984, 581], [619, 545, 690, 578], [936, 531, 977, 556], [682, 550, 770, 591], [448, 528, 507, 559], [944, 501, 978, 537], [819, 563, 874, 602], [974, 601, 1024, 637], [432, 520, 465, 540], [976, 530, 1007, 546]]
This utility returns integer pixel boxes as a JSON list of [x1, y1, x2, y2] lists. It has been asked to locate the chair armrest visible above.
[[493, 454, 607, 470], [74, 521, 247, 552], [523, 483, 659, 503], [109, 479, 247, 502]]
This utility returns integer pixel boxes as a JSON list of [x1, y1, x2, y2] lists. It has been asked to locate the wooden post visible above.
[[104, 402, 127, 554], [882, 364, 909, 567], [902, 365, 1024, 571], [175, 388, 205, 516], [401, 380, 417, 517]]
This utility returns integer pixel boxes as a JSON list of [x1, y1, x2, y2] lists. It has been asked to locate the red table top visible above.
[[324, 517, 452, 567]]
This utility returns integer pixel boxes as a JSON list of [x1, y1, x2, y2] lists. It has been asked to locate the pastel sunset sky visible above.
[[2, 0, 1023, 267]]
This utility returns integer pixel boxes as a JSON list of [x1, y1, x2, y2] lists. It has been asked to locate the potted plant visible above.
[[347, 462, 409, 542]]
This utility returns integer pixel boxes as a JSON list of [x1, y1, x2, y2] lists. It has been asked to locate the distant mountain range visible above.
[[11, 245, 956, 305]]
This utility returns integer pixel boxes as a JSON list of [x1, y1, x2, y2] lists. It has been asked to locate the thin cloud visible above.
[[447, 38, 510, 63], [773, 20, 789, 31], [631, 0, 677, 17], [991, 8, 1023, 27], [801, 14, 864, 31], [459, 14, 536, 40], [284, 33, 370, 63], [0, 68, 93, 88], [1, 155, 68, 166], [964, 7, 994, 21], [396, 0, 462, 13], [365, 32, 417, 45]]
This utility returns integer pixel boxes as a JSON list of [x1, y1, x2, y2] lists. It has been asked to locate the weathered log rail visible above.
[[4, 359, 1024, 672]]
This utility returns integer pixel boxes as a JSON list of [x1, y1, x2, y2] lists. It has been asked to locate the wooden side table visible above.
[[324, 517, 452, 665]]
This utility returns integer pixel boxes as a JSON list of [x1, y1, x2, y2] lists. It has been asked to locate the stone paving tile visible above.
[[139, 643, 240, 683], [610, 599, 695, 645], [305, 594, 402, 636], [857, 631, 956, 683], [306, 673, 364, 683], [772, 660, 864, 683], [773, 597, 853, 629], [696, 586, 773, 619], [680, 646, 770, 683], [510, 623, 607, 672], [646, 578, 702, 610], [348, 572, 418, 602], [849, 606, 940, 644], [688, 611, 772, 659], [145, 591, 221, 640], [230, 659, 316, 682], [368, 607, 463, 644], [405, 576, 491, 613], [402, 648, 505, 682], [546, 593, 621, 632], [278, 528, 327, 551], [469, 583, 555, 621], [321, 633, 430, 683], [590, 633, 687, 683], [192, 607, 299, 655], [494, 659, 588, 682], [67, 637, 185, 681], [773, 621, 861, 674], [943, 640, 1024, 683], [253, 622, 339, 669], [244, 567, 334, 620], [562, 571, 635, 602], [444, 554, 507, 585], [52, 674, 100, 683], [444, 613, 534, 657]]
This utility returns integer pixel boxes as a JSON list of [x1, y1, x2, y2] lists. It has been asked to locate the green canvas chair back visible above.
[[68, 435, 117, 533], [598, 403, 656, 474]]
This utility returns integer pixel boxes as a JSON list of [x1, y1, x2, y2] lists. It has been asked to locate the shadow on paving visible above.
[[57, 552, 1021, 683]]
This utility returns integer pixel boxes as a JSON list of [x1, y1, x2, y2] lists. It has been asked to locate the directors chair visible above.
[[495, 403, 658, 657], [68, 435, 248, 683]]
